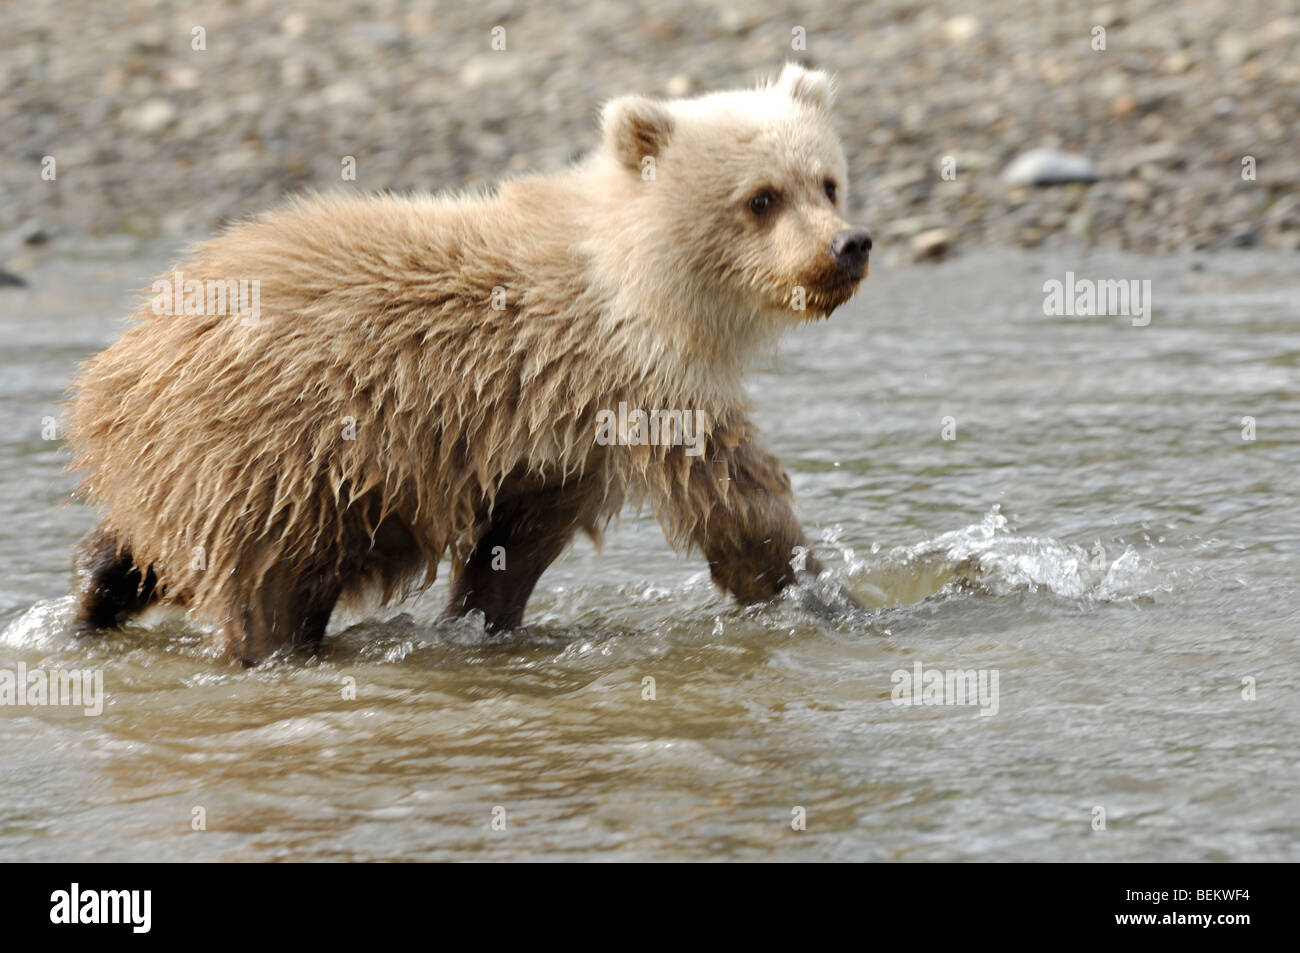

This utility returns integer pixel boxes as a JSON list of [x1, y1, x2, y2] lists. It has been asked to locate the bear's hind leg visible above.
[[440, 479, 600, 631], [215, 570, 342, 666], [72, 524, 158, 635], [216, 506, 426, 665]]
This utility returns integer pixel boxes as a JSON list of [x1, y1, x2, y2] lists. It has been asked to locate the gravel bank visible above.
[[3, 0, 1297, 269]]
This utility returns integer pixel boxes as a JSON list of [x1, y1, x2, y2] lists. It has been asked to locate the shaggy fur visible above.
[[65, 64, 869, 663]]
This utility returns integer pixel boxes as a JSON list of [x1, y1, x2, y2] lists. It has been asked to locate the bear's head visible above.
[[598, 64, 870, 327]]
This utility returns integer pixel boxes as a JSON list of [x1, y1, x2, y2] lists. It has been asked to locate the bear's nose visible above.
[[830, 228, 872, 277]]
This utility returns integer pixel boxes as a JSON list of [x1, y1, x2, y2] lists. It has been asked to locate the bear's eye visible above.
[[748, 189, 776, 216], [824, 179, 838, 203]]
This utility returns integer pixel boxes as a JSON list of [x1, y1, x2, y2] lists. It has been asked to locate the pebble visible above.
[[1003, 149, 1100, 187], [126, 98, 178, 134], [911, 228, 952, 261]]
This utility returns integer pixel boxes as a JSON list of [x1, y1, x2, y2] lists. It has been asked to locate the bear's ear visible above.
[[601, 95, 675, 170], [774, 63, 834, 111]]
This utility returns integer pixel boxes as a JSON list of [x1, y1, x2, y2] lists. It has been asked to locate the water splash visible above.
[[0, 596, 77, 651], [842, 506, 1167, 608]]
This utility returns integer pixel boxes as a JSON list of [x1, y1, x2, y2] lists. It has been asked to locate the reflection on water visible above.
[[1, 247, 1297, 861]]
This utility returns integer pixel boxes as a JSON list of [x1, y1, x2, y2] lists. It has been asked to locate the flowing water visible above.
[[1, 245, 1297, 861]]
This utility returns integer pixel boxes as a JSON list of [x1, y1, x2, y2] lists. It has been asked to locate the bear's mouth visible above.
[[798, 260, 867, 318]]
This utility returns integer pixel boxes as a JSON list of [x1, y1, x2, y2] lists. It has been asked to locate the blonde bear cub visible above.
[[67, 64, 872, 663]]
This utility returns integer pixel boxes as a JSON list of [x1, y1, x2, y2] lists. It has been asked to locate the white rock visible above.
[[943, 16, 980, 45], [1003, 148, 1099, 186], [282, 13, 309, 37], [459, 53, 526, 89], [165, 66, 200, 90], [664, 73, 691, 97], [127, 98, 177, 133], [321, 81, 367, 107]]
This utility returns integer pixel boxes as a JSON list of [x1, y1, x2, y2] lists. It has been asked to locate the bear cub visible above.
[[66, 64, 871, 663]]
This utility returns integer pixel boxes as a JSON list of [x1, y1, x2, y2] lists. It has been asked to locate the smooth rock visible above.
[[1003, 148, 1099, 186], [911, 228, 952, 261], [127, 98, 178, 134]]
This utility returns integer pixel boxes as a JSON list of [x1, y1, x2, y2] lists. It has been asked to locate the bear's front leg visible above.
[[664, 425, 862, 609], [694, 441, 818, 601]]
